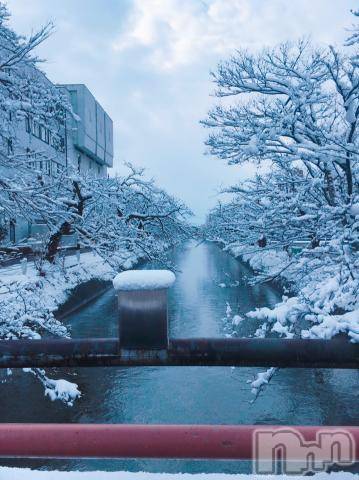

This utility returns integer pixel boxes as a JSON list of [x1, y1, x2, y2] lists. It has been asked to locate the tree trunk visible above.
[[45, 221, 71, 263], [345, 157, 353, 200], [323, 169, 336, 206]]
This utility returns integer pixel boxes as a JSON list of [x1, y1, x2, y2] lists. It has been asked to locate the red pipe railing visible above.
[[0, 424, 358, 460]]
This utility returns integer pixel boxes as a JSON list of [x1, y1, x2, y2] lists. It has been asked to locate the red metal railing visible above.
[[0, 424, 358, 460]]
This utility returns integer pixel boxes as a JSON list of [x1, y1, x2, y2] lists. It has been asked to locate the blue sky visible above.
[[6, 0, 359, 222]]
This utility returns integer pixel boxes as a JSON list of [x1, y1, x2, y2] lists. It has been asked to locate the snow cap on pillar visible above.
[[113, 269, 176, 292]]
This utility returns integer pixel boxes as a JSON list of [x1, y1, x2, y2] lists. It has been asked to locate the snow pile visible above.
[[22, 368, 81, 406], [113, 269, 176, 291], [0, 469, 356, 479], [249, 367, 276, 397], [228, 244, 289, 274], [44, 378, 81, 406], [232, 314, 244, 326], [222, 238, 359, 345], [246, 269, 359, 343], [302, 309, 359, 342], [247, 296, 300, 324], [220, 301, 246, 339], [0, 251, 116, 340]]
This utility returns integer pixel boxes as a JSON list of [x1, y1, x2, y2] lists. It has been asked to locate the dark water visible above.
[[1, 241, 358, 473]]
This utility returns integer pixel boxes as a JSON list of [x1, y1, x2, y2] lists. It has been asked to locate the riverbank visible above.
[[220, 241, 359, 343], [0, 249, 140, 405], [0, 250, 130, 338], [225, 244, 289, 280]]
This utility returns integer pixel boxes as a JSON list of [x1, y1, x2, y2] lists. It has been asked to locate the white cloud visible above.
[[112, 0, 251, 70], [111, 0, 356, 71]]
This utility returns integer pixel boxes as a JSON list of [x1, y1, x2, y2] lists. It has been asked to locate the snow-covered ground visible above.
[[227, 245, 290, 274], [0, 469, 356, 479], [225, 243, 359, 344]]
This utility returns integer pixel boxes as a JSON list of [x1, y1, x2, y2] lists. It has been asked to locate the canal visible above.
[[1, 241, 358, 473]]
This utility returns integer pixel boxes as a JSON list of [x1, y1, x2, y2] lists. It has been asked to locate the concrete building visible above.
[[0, 76, 113, 245], [63, 84, 113, 177], [16, 82, 114, 178]]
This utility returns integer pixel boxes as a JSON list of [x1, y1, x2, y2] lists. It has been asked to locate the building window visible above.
[[51, 134, 65, 152], [26, 147, 32, 161], [32, 120, 40, 138], [56, 107, 65, 126], [25, 116, 32, 133], [26, 148, 35, 168], [59, 136, 65, 153], [3, 67, 12, 77], [69, 91, 78, 113], [45, 161, 51, 175], [27, 117, 53, 146], [45, 129, 51, 144], [39, 125, 47, 142]]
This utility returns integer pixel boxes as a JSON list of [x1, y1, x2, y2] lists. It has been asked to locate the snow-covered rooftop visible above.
[[113, 270, 176, 292]]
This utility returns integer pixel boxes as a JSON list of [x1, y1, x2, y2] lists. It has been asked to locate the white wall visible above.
[[63, 84, 113, 171]]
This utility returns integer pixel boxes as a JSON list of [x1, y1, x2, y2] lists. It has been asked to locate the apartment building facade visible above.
[[1, 75, 113, 244], [19, 82, 114, 178]]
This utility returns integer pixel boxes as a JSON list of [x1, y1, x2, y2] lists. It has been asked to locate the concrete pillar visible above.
[[113, 270, 176, 349]]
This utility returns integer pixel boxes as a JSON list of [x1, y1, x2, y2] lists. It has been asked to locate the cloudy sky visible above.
[[6, 0, 358, 221]]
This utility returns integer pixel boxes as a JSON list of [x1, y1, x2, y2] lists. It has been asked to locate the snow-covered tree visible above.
[[43, 163, 192, 266], [345, 9, 359, 66], [0, 4, 193, 405], [0, 2, 72, 244], [203, 37, 359, 344], [0, 3, 68, 159]]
